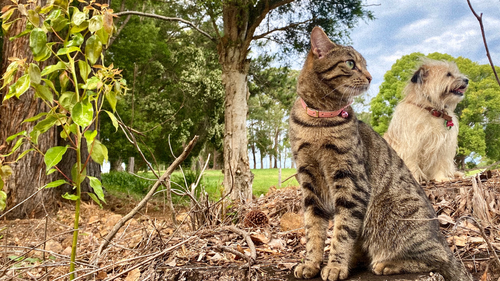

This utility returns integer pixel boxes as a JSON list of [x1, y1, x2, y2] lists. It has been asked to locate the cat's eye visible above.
[[345, 60, 356, 70]]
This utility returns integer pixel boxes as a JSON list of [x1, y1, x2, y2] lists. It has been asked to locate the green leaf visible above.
[[5, 75, 30, 100], [50, 15, 69, 32], [89, 139, 108, 165], [88, 15, 103, 33], [82, 76, 99, 90], [42, 79, 58, 95], [16, 75, 30, 98], [104, 110, 119, 131], [44, 145, 68, 172], [27, 9, 40, 27], [0, 190, 6, 211], [33, 84, 53, 102], [71, 163, 86, 185], [44, 179, 68, 188], [28, 63, 41, 84], [62, 192, 79, 201], [33, 45, 52, 62], [31, 114, 62, 144], [105, 91, 117, 112], [1, 60, 19, 90], [71, 9, 86, 26], [46, 9, 61, 21], [15, 148, 34, 162], [64, 33, 84, 48], [29, 28, 47, 56], [96, 27, 109, 45], [2, 137, 25, 157], [6, 131, 27, 142], [41, 61, 66, 77], [87, 193, 102, 207], [21, 112, 47, 122], [88, 176, 105, 203], [71, 99, 94, 127], [56, 46, 80, 56], [0, 165, 14, 178], [78, 60, 91, 82], [59, 91, 77, 112], [47, 168, 57, 175], [85, 34, 102, 65], [84, 130, 97, 144]]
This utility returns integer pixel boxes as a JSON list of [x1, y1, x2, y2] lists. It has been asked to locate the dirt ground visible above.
[[0, 171, 499, 281]]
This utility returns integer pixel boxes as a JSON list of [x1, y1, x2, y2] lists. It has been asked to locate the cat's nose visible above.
[[366, 73, 372, 83]]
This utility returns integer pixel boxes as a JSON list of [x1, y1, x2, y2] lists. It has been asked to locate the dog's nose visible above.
[[464, 78, 469, 84]]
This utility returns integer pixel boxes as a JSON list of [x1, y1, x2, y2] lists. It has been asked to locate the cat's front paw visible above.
[[294, 263, 320, 279], [320, 264, 349, 281], [372, 261, 403, 275]]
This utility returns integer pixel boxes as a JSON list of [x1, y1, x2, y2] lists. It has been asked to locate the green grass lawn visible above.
[[102, 168, 299, 203]]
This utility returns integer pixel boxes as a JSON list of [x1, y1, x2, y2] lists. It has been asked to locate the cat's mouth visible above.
[[450, 85, 467, 96]]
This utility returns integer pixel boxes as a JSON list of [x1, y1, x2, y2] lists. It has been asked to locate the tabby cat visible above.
[[290, 27, 469, 281]]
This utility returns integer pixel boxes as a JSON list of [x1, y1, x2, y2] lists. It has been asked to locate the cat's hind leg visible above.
[[372, 259, 434, 275]]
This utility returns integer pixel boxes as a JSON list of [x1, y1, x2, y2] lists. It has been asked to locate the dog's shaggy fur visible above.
[[384, 59, 468, 182]]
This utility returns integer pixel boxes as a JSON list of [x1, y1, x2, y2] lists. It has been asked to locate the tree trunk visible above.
[[128, 157, 135, 173], [250, 142, 257, 170], [260, 151, 265, 170], [112, 157, 124, 172], [0, 2, 59, 219], [219, 67, 254, 201]]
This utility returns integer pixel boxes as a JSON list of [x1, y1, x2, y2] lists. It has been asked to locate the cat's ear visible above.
[[411, 65, 429, 84], [311, 27, 337, 59]]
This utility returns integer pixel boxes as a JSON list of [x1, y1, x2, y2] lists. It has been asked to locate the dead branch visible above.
[[103, 236, 197, 281], [223, 226, 256, 261], [91, 135, 199, 264], [467, 0, 500, 87], [215, 245, 254, 266], [114, 11, 214, 42], [455, 216, 500, 268], [281, 172, 297, 184]]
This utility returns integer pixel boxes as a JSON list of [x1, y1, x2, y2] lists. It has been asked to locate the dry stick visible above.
[[103, 236, 197, 281], [281, 172, 297, 184], [467, 0, 500, 87], [455, 216, 500, 268], [215, 245, 254, 265], [92, 135, 199, 264], [223, 226, 257, 261]]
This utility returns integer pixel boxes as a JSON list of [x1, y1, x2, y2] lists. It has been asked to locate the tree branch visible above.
[[114, 11, 215, 42], [91, 135, 199, 263], [467, 0, 500, 87], [253, 19, 313, 40]]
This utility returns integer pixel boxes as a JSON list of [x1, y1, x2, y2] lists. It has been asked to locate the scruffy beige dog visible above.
[[384, 59, 468, 182]]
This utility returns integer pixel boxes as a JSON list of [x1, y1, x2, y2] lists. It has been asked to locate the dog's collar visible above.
[[410, 102, 454, 128], [300, 98, 352, 118]]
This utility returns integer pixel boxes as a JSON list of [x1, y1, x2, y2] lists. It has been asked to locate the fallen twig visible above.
[[91, 135, 199, 264], [223, 226, 256, 261], [455, 216, 500, 268], [215, 245, 254, 266]]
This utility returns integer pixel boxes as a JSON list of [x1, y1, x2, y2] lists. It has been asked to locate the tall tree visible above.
[[370, 52, 500, 168], [101, 3, 225, 171], [116, 0, 372, 201], [0, 0, 59, 218]]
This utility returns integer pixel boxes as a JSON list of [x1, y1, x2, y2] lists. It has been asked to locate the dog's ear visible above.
[[411, 66, 429, 84]]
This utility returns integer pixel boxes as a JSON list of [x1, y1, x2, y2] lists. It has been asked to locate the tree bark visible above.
[[217, 2, 255, 202], [0, 1, 59, 219]]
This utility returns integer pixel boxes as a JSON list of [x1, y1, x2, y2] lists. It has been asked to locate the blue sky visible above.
[[347, 0, 500, 106]]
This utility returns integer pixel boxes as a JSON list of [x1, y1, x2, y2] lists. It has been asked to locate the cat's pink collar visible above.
[[300, 98, 352, 118]]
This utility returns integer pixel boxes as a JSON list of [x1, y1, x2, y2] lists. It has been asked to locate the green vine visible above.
[[1, 0, 125, 279]]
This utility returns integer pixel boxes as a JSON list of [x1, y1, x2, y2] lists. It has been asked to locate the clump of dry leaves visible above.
[[0, 171, 499, 281]]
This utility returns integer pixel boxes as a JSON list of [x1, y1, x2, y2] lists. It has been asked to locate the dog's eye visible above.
[[447, 72, 452, 77], [345, 60, 356, 70]]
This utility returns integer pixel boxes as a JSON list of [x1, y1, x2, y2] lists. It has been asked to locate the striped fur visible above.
[[291, 27, 470, 281]]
